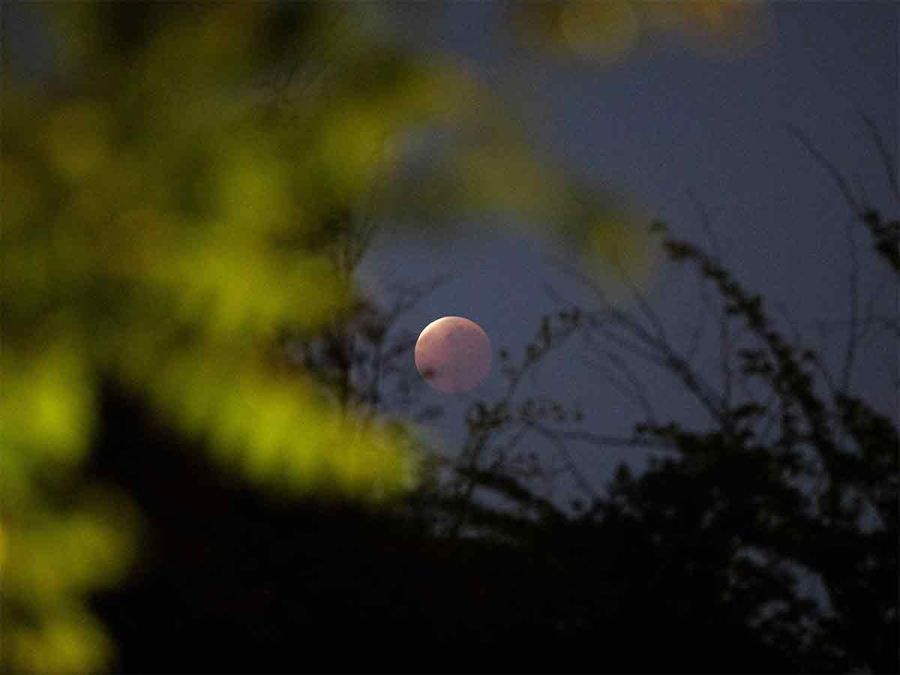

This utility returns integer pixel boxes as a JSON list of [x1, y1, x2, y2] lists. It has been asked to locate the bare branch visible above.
[[859, 112, 899, 201], [787, 125, 864, 217], [840, 215, 861, 392]]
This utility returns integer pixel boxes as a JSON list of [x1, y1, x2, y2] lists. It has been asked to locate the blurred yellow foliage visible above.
[[517, 0, 768, 61], [1, 3, 658, 672]]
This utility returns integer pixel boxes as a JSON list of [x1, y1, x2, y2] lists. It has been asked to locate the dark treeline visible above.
[[6, 5, 894, 672], [91, 180, 898, 673]]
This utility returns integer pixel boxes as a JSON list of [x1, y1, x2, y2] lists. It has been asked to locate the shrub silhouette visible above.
[[87, 138, 898, 672], [4, 4, 891, 672]]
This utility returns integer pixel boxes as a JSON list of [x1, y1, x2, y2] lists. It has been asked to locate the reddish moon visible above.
[[415, 316, 492, 393]]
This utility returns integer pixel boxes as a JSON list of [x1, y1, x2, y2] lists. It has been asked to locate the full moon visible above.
[[414, 316, 492, 393]]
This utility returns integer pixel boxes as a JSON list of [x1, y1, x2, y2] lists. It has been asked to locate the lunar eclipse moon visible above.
[[414, 316, 492, 393]]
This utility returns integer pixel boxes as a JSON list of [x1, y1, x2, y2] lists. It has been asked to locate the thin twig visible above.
[[787, 125, 863, 217], [840, 215, 860, 392], [859, 112, 899, 201]]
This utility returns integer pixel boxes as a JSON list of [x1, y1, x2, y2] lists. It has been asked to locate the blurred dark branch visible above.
[[445, 306, 584, 535], [787, 125, 863, 217], [788, 124, 899, 273], [524, 420, 676, 453], [688, 194, 735, 408], [286, 212, 448, 423], [840, 215, 861, 392], [581, 339, 658, 423], [552, 258, 728, 425], [687, 189, 724, 260], [520, 422, 597, 502], [861, 209, 899, 272], [859, 112, 899, 201]]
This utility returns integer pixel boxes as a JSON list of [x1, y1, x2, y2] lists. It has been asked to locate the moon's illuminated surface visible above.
[[414, 316, 492, 393]]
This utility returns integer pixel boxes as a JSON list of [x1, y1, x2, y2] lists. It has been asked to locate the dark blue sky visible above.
[[12, 1, 892, 495], [364, 2, 898, 490]]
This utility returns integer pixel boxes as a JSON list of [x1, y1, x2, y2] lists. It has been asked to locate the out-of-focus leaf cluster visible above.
[[0, 3, 655, 671], [514, 0, 768, 62]]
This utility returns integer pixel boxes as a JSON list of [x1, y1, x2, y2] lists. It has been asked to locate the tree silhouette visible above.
[[4, 3, 893, 673], [2, 4, 650, 669], [80, 130, 898, 673], [439, 131, 898, 672]]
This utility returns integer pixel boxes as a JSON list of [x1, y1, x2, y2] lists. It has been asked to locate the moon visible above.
[[415, 316, 492, 393]]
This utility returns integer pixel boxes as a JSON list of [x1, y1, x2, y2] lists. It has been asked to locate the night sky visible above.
[[5, 4, 896, 672], [362, 2, 898, 488]]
